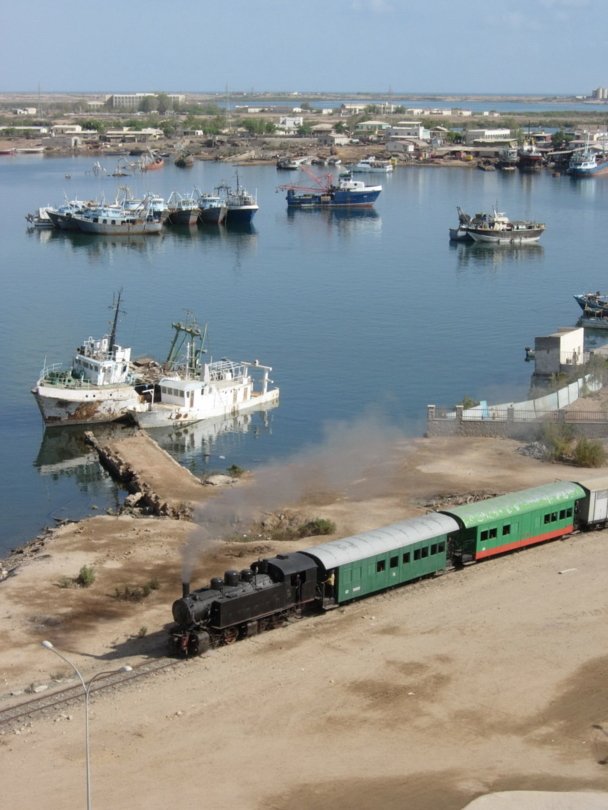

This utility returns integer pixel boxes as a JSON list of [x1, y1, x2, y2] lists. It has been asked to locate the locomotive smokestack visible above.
[[182, 582, 190, 598]]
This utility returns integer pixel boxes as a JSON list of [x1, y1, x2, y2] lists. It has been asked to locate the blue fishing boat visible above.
[[568, 147, 608, 177], [282, 170, 382, 209]]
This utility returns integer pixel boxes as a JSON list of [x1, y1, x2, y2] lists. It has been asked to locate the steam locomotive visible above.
[[169, 475, 608, 656]]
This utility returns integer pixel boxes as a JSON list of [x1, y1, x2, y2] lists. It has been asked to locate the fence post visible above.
[[507, 405, 514, 422], [456, 404, 463, 422]]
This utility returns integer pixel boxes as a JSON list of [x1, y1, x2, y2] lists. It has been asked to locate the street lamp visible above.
[[41, 640, 132, 810]]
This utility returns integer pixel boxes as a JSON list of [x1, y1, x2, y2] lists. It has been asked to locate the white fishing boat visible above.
[[25, 207, 54, 229], [348, 156, 394, 174], [129, 320, 279, 428], [464, 208, 545, 244], [32, 292, 147, 426]]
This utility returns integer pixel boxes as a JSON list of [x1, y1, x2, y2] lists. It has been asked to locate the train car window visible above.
[[376, 560, 386, 573], [431, 544, 437, 554], [438, 542, 445, 553], [421, 547, 429, 558], [559, 509, 566, 520], [481, 530, 489, 541], [414, 549, 421, 561], [403, 552, 410, 564], [544, 514, 551, 524], [551, 512, 558, 521], [502, 524, 511, 536], [489, 528, 497, 539], [390, 555, 398, 568], [566, 507, 573, 517]]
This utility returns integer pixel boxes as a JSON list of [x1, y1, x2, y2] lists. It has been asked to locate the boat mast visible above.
[[108, 289, 123, 357]]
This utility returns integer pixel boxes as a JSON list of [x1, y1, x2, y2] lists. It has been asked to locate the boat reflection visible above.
[[286, 206, 381, 234], [34, 423, 136, 479], [148, 402, 278, 471], [453, 240, 544, 268], [43, 228, 164, 256]]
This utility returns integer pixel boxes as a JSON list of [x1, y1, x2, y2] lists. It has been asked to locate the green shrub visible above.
[[75, 565, 95, 588], [573, 437, 606, 467], [298, 518, 336, 538], [227, 464, 245, 478]]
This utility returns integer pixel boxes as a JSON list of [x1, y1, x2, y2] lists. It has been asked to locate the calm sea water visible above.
[[2, 154, 608, 555]]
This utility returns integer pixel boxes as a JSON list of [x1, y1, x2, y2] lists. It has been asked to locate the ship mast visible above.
[[108, 289, 123, 358]]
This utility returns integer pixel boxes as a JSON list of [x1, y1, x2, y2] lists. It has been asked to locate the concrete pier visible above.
[[84, 429, 218, 518]]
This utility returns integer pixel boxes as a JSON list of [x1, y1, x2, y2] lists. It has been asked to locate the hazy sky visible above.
[[2, 0, 606, 96]]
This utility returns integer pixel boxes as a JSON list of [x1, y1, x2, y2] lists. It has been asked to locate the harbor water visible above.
[[3, 154, 608, 556]]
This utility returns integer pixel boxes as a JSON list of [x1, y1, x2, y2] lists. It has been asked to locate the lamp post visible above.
[[41, 640, 132, 810]]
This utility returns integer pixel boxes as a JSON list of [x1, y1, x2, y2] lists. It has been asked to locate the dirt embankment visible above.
[[1, 435, 608, 810]]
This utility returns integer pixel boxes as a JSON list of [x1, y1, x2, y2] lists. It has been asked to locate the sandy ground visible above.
[[1, 435, 608, 810]]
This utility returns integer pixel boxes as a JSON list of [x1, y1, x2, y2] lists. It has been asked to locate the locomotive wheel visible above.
[[223, 627, 238, 645]]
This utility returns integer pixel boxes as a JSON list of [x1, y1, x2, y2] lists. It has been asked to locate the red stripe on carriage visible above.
[[475, 525, 574, 560]]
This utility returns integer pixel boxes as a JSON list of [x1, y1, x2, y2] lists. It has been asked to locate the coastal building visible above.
[[110, 93, 185, 110], [386, 121, 430, 140], [354, 120, 391, 136], [464, 128, 511, 145], [278, 116, 304, 134], [533, 328, 584, 377], [592, 87, 608, 100]]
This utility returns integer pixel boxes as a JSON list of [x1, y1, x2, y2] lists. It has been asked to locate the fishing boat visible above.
[[568, 147, 608, 177], [517, 141, 543, 173], [25, 207, 54, 229], [139, 151, 164, 171], [464, 208, 545, 244], [46, 198, 97, 230], [216, 175, 259, 224], [129, 319, 279, 428], [281, 169, 382, 209], [167, 192, 200, 226], [69, 198, 164, 235], [32, 292, 150, 426], [195, 190, 227, 225], [574, 291, 608, 316], [174, 152, 195, 168], [348, 156, 394, 174]]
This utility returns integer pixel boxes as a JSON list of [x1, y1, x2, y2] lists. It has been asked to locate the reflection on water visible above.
[[453, 241, 544, 269], [150, 403, 278, 473], [34, 423, 136, 480], [286, 206, 381, 235], [41, 228, 163, 256]]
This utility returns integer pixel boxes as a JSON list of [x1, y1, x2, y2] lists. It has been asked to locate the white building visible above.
[[278, 116, 303, 133], [387, 121, 430, 140], [534, 328, 584, 376], [464, 128, 512, 145]]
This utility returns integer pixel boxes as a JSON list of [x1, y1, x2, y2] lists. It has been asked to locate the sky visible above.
[[1, 0, 606, 96]]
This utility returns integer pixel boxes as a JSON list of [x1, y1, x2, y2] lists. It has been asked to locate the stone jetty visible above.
[[84, 429, 231, 519]]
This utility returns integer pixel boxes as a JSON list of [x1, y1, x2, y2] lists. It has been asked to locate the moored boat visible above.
[[216, 175, 259, 224], [574, 291, 608, 316], [129, 320, 279, 428], [517, 141, 543, 173], [167, 192, 200, 226], [139, 151, 164, 171], [31, 292, 150, 427], [568, 148, 608, 177], [69, 203, 164, 235], [25, 207, 54, 229], [463, 208, 545, 244], [282, 169, 382, 208], [195, 189, 227, 225], [348, 156, 394, 174]]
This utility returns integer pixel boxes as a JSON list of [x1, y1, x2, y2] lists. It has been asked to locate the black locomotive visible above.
[[170, 553, 323, 656]]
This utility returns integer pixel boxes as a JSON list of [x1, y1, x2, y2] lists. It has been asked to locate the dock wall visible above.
[[426, 375, 608, 439]]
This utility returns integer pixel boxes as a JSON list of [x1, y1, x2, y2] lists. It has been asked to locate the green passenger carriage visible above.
[[302, 513, 460, 605], [440, 481, 586, 564]]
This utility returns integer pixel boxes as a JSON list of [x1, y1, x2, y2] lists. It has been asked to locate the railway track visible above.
[[0, 658, 178, 729]]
